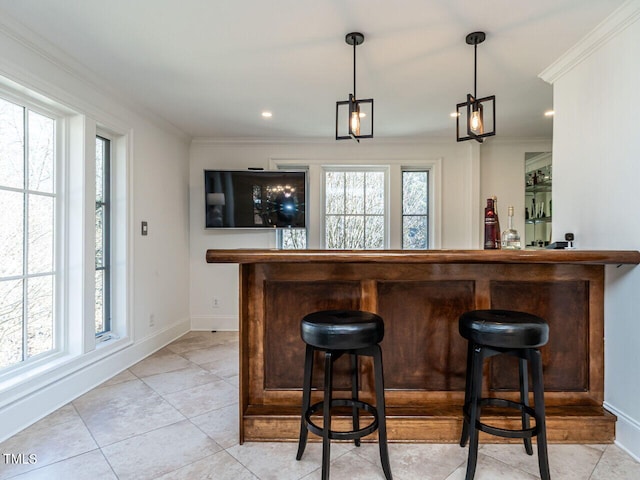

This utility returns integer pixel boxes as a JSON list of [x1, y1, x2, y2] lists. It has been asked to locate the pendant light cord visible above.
[[353, 35, 357, 100], [473, 42, 477, 99]]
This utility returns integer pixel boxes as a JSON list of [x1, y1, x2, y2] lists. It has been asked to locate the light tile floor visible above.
[[2, 331, 640, 479]]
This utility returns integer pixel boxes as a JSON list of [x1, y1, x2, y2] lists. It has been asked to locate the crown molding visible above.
[[539, 0, 640, 84]]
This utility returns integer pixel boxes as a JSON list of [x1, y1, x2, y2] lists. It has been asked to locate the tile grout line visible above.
[[587, 444, 608, 480], [70, 402, 122, 479]]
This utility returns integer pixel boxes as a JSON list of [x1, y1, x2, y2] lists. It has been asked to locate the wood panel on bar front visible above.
[[206, 249, 640, 444]]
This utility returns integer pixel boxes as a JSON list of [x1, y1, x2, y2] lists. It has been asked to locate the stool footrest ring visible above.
[[305, 398, 379, 441], [464, 397, 539, 439]]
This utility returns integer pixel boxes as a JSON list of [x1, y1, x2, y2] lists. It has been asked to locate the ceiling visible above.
[[0, 0, 626, 140]]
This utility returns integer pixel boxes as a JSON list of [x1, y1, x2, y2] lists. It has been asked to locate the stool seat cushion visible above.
[[459, 309, 549, 349], [301, 310, 384, 350]]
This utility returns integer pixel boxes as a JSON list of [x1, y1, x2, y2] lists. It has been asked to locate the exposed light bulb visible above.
[[470, 110, 483, 134], [350, 110, 360, 135]]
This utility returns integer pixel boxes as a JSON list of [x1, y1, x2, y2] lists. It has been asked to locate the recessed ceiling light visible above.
[[261, 111, 272, 118], [544, 110, 555, 117], [450, 112, 461, 118]]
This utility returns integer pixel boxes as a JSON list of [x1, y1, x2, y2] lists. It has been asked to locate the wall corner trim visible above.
[[604, 401, 640, 461], [539, 0, 640, 84]]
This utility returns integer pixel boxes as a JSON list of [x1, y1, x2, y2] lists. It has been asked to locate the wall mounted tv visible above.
[[204, 170, 306, 229]]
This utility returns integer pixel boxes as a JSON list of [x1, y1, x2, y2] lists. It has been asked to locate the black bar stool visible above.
[[458, 309, 551, 480], [296, 310, 392, 480]]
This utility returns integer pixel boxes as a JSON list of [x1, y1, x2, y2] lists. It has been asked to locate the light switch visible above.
[[141, 221, 148, 236]]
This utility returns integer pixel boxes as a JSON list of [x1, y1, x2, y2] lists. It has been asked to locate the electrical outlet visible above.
[[213, 297, 220, 309], [149, 313, 155, 327]]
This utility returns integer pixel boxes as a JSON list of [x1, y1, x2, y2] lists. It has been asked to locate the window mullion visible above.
[[364, 174, 368, 245]]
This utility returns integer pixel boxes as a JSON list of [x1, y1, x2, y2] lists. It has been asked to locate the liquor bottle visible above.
[[484, 197, 500, 249], [501, 206, 521, 250], [493, 196, 501, 235]]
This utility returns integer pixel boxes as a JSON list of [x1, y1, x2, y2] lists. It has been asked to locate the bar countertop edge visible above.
[[205, 249, 640, 265]]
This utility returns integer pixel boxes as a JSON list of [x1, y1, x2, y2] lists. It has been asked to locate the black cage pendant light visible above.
[[336, 32, 374, 142], [456, 31, 496, 143]]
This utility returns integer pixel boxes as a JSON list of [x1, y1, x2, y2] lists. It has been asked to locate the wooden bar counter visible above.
[[206, 249, 640, 443]]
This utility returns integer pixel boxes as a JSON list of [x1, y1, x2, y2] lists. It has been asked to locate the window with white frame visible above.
[[95, 135, 111, 336], [0, 95, 57, 370], [402, 169, 429, 249], [324, 168, 386, 249], [0, 79, 129, 381]]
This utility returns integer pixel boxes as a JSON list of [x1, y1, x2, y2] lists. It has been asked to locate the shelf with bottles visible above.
[[524, 152, 552, 249], [525, 216, 552, 224], [525, 165, 551, 189], [525, 183, 552, 194]]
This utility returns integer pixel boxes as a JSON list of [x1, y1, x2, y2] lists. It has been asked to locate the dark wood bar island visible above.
[[206, 249, 640, 444]]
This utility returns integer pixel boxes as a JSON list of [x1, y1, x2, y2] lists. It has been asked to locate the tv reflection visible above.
[[253, 183, 302, 227]]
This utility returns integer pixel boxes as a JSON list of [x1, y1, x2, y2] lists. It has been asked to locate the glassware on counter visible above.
[[501, 206, 521, 250]]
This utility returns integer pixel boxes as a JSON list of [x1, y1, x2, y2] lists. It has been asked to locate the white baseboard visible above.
[[0, 318, 190, 443], [604, 401, 640, 461], [191, 315, 238, 331]]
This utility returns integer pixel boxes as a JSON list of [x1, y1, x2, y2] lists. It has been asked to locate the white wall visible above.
[[190, 137, 545, 329], [0, 17, 191, 440], [541, 0, 640, 459]]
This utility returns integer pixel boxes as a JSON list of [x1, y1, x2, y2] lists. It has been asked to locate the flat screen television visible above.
[[204, 170, 306, 228]]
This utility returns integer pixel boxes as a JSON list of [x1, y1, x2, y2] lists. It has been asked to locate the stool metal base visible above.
[[470, 397, 538, 439], [460, 343, 550, 480], [296, 344, 392, 480], [305, 398, 379, 440]]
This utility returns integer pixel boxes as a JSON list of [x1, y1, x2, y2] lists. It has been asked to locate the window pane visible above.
[[344, 215, 365, 249], [0, 97, 24, 189], [0, 279, 24, 368], [27, 275, 53, 357], [1, 97, 58, 371], [0, 189, 24, 277], [344, 172, 364, 214], [281, 229, 306, 249], [325, 215, 344, 249], [95, 269, 104, 334], [96, 136, 110, 335], [403, 216, 429, 249], [28, 194, 54, 274], [325, 168, 387, 249], [28, 111, 55, 193], [96, 138, 104, 202], [365, 216, 385, 249], [402, 170, 429, 249], [403, 171, 428, 215], [365, 172, 384, 215], [325, 171, 344, 214], [96, 204, 104, 268]]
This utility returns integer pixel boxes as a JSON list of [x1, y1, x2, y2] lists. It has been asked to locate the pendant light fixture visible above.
[[456, 31, 496, 143], [336, 32, 374, 142]]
